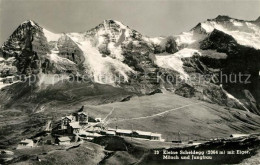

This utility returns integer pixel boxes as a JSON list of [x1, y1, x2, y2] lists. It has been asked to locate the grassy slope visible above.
[[1, 81, 260, 164], [239, 149, 260, 165], [0, 80, 135, 111], [140, 135, 260, 165], [9, 142, 105, 165], [1, 83, 260, 147], [0, 80, 135, 148], [6, 135, 260, 165], [84, 92, 260, 141], [91, 135, 260, 165]]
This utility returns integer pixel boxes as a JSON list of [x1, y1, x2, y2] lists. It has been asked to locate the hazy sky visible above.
[[1, 0, 260, 45]]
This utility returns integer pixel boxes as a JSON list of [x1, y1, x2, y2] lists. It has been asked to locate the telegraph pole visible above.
[[178, 131, 181, 142], [131, 124, 133, 141]]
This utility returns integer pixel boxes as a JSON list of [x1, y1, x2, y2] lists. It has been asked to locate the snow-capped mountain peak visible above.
[[20, 20, 39, 27], [103, 19, 129, 29], [176, 15, 260, 50], [212, 15, 232, 21], [201, 17, 260, 49], [18, 20, 62, 43], [86, 19, 136, 42]]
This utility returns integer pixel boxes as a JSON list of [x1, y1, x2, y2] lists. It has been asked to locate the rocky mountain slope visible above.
[[0, 16, 259, 114]]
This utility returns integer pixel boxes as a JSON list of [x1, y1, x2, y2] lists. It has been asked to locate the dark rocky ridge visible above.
[[1, 21, 50, 75], [200, 29, 260, 114], [57, 35, 84, 65]]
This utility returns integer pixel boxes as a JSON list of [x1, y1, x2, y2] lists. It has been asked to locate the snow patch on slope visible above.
[[0, 57, 5, 62], [200, 21, 260, 49], [223, 89, 250, 112], [0, 83, 10, 89], [154, 54, 189, 79], [0, 81, 19, 89], [107, 43, 124, 61], [201, 23, 215, 33], [175, 31, 206, 47], [143, 37, 166, 46], [0, 76, 20, 90], [200, 50, 227, 59], [231, 19, 243, 27], [67, 33, 134, 84], [173, 48, 201, 58], [175, 31, 196, 46], [37, 73, 70, 87], [43, 28, 62, 42], [47, 51, 75, 65]]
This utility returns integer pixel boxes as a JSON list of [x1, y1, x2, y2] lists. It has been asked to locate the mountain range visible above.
[[0, 15, 260, 115]]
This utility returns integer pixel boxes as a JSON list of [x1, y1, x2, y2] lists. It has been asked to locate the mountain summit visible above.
[[0, 16, 260, 114], [255, 16, 260, 22]]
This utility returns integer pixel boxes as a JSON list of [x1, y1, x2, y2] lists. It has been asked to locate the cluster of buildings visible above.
[[17, 109, 164, 149], [101, 128, 164, 141], [60, 111, 91, 134], [16, 110, 251, 149], [59, 111, 164, 142]]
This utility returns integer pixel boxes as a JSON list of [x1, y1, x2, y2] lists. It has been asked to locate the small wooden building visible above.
[[68, 122, 81, 134], [61, 116, 73, 130], [133, 130, 151, 140], [151, 133, 163, 141], [100, 130, 116, 136], [77, 112, 88, 125], [17, 139, 34, 149], [41, 134, 55, 145], [56, 136, 71, 145], [115, 129, 132, 137]]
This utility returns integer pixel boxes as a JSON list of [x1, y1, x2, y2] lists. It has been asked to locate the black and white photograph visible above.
[[0, 0, 260, 164]]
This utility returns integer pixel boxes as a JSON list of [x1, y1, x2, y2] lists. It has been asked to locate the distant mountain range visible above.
[[0, 15, 259, 114]]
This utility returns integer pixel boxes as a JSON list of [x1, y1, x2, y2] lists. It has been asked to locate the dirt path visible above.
[[110, 102, 202, 123]]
